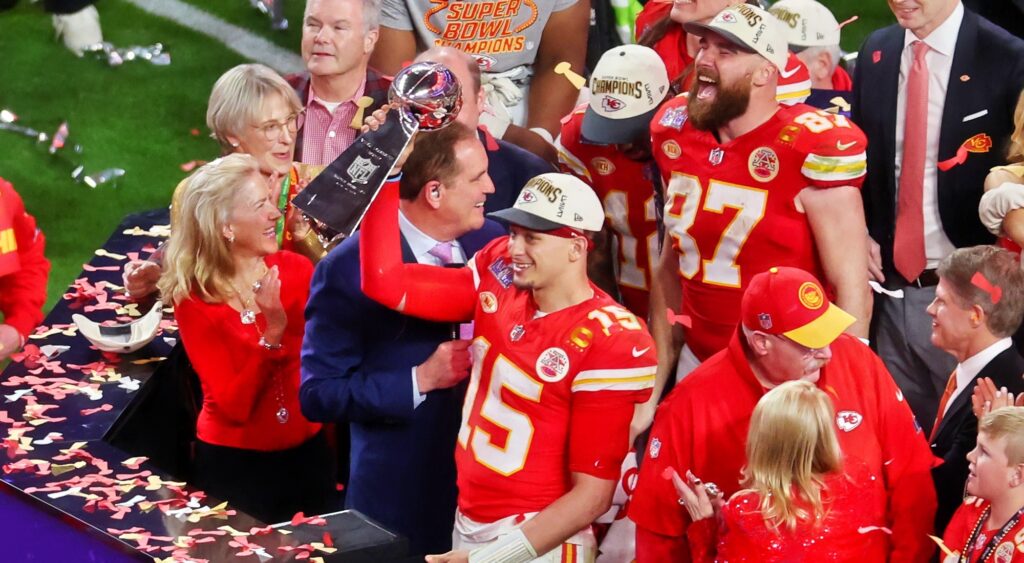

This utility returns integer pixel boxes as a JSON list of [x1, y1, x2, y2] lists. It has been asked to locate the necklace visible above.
[[230, 265, 267, 325], [229, 266, 288, 424], [959, 504, 1024, 562]]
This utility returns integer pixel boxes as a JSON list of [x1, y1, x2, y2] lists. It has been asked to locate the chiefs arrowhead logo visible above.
[[601, 96, 626, 112], [836, 410, 863, 432]]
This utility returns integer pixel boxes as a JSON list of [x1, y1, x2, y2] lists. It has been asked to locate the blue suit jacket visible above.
[[299, 219, 504, 556], [851, 10, 1024, 285]]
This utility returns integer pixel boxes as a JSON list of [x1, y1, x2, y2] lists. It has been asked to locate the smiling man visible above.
[[299, 122, 504, 557], [357, 171, 657, 563], [629, 266, 937, 562], [926, 246, 1024, 534], [289, 0, 392, 165], [853, 0, 1024, 435], [642, 3, 871, 436]]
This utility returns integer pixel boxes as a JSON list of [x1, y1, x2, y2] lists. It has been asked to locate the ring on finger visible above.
[[705, 482, 722, 498], [252, 280, 263, 292], [677, 498, 686, 506]]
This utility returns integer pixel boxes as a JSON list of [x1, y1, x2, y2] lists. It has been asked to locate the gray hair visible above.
[[797, 44, 842, 74], [206, 64, 302, 154]]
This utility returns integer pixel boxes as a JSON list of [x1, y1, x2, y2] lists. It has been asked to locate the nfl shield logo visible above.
[[346, 156, 378, 185], [758, 313, 772, 329], [709, 148, 724, 166]]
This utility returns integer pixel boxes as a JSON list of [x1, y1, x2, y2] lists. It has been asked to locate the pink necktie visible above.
[[894, 40, 929, 283], [428, 241, 456, 265]]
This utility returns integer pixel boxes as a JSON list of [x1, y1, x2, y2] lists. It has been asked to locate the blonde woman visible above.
[[126, 63, 320, 299], [158, 154, 334, 523], [671, 381, 888, 562]]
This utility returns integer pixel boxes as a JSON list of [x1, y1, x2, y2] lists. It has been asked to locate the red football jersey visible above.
[[943, 497, 1024, 562], [457, 238, 657, 523], [557, 109, 660, 319], [650, 99, 867, 360], [635, 1, 693, 85]]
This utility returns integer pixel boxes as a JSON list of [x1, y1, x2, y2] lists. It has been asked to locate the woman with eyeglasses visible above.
[[158, 154, 335, 523], [669, 381, 889, 562], [124, 63, 322, 300]]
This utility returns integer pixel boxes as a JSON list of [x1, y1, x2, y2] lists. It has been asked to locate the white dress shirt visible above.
[[894, 1, 963, 267], [398, 210, 466, 408], [944, 337, 1013, 417]]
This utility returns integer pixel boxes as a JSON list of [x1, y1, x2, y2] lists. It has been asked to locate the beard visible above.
[[687, 69, 753, 131]]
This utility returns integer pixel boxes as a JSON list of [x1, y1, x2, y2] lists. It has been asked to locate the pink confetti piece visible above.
[[80, 404, 113, 416]]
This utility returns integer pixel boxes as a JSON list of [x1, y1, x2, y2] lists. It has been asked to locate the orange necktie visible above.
[[931, 370, 957, 441], [894, 40, 930, 283]]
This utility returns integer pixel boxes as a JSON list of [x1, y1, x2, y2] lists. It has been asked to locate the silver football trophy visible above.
[[291, 62, 463, 246]]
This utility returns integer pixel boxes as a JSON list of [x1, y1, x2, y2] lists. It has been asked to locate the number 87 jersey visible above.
[[651, 98, 867, 361], [456, 238, 657, 524]]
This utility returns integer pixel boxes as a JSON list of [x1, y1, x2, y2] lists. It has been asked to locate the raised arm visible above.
[[359, 180, 477, 322]]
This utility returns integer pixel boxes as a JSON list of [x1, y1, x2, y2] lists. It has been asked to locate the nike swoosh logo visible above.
[[836, 140, 857, 151], [779, 65, 800, 79], [632, 346, 650, 358]]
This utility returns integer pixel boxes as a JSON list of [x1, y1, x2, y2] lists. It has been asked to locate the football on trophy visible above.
[[388, 61, 462, 131]]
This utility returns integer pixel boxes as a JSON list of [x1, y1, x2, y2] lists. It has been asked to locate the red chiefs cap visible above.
[[741, 267, 855, 349]]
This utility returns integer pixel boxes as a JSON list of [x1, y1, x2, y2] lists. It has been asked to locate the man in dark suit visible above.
[[299, 123, 504, 557], [413, 46, 555, 214], [927, 245, 1024, 533], [851, 0, 1024, 432]]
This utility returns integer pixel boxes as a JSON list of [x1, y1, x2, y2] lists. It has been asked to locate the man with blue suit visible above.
[[300, 122, 504, 557], [852, 0, 1024, 433]]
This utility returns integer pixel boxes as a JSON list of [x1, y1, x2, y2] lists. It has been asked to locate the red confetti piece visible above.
[[190, 128, 201, 136], [323, 532, 334, 547], [971, 271, 1003, 304], [666, 308, 692, 329], [290, 512, 328, 526], [80, 404, 113, 416]]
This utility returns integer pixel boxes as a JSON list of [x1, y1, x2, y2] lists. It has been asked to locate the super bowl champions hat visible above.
[[740, 267, 855, 349], [769, 0, 841, 48], [684, 4, 788, 71], [489, 173, 605, 233], [582, 45, 670, 145]]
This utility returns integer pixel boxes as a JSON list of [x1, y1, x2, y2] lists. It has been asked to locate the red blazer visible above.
[[176, 251, 320, 451]]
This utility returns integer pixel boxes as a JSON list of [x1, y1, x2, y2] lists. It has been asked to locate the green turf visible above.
[[174, 0, 306, 52], [0, 0, 894, 316], [0, 0, 242, 310]]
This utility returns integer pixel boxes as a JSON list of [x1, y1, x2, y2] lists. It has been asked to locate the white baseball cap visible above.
[[769, 0, 841, 48], [582, 45, 670, 145], [489, 173, 605, 233], [684, 4, 788, 71], [73, 300, 164, 354]]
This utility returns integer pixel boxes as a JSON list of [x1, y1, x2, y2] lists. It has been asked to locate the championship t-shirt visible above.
[[381, 0, 578, 73]]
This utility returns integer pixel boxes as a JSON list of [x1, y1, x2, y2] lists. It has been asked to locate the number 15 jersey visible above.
[[651, 99, 867, 361], [457, 238, 657, 523]]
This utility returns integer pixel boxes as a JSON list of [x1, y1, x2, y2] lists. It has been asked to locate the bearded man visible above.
[[639, 3, 872, 427]]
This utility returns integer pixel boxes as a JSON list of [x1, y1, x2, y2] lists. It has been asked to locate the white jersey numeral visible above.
[[665, 174, 768, 288], [603, 191, 660, 290], [458, 338, 544, 476]]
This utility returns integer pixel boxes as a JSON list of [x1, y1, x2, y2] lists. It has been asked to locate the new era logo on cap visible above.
[[581, 45, 670, 145]]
